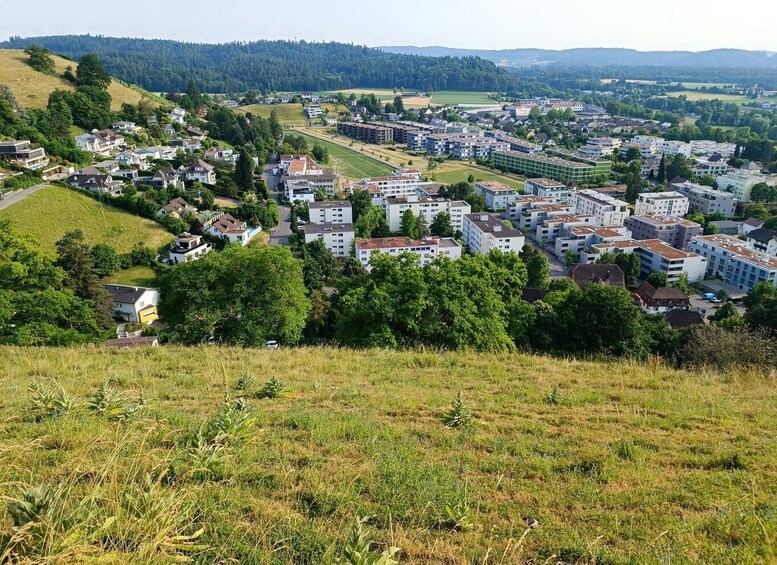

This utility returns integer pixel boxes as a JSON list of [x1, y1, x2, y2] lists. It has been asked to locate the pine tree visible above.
[[657, 153, 666, 183]]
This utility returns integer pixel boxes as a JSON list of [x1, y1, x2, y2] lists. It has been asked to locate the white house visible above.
[[569, 189, 630, 226], [169, 107, 186, 124], [183, 159, 216, 184], [111, 121, 141, 134], [354, 236, 462, 270], [168, 233, 212, 264], [75, 130, 126, 155], [634, 192, 689, 217], [462, 213, 525, 254], [103, 285, 159, 324], [524, 178, 569, 203], [474, 181, 517, 211], [303, 223, 355, 257], [746, 228, 777, 257], [205, 213, 261, 246], [582, 239, 707, 283], [285, 179, 316, 203], [308, 201, 353, 225], [385, 195, 470, 233]]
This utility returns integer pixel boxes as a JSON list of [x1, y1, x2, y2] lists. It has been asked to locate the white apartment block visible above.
[[569, 189, 630, 226], [474, 181, 517, 210], [503, 195, 567, 226], [688, 234, 777, 292], [621, 135, 691, 158], [385, 196, 470, 232], [672, 181, 737, 217], [354, 236, 462, 270], [308, 200, 353, 224], [634, 192, 689, 217], [535, 214, 594, 244], [578, 137, 622, 158], [462, 213, 525, 254], [524, 178, 570, 203], [581, 239, 708, 283], [554, 225, 632, 262], [689, 140, 737, 158], [715, 166, 777, 201], [354, 173, 419, 205], [303, 223, 355, 257]]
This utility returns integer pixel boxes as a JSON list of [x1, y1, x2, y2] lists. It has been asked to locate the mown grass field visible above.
[[292, 132, 394, 178], [0, 49, 158, 111], [104, 265, 157, 287], [238, 103, 350, 126], [0, 185, 173, 254], [0, 346, 775, 564], [666, 90, 748, 103], [334, 89, 497, 107], [432, 165, 525, 192]]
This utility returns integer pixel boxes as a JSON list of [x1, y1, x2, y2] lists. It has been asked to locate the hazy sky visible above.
[[2, 0, 776, 52]]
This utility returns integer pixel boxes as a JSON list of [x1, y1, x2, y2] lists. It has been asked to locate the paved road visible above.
[[523, 233, 568, 277], [264, 163, 291, 246], [0, 182, 48, 210]]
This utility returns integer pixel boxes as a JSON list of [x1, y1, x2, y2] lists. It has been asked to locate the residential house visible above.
[[569, 264, 626, 288], [354, 236, 462, 270], [746, 228, 777, 257], [169, 107, 186, 124], [0, 140, 49, 170], [148, 167, 183, 190], [157, 197, 196, 219], [204, 146, 238, 165], [105, 336, 160, 348], [740, 217, 764, 236], [103, 285, 159, 324], [168, 233, 212, 264], [75, 130, 126, 155], [664, 309, 708, 330], [474, 181, 517, 211], [67, 167, 124, 195], [634, 281, 691, 314], [183, 159, 216, 185], [285, 179, 316, 203], [462, 213, 525, 254], [170, 138, 202, 154], [116, 150, 149, 168], [205, 213, 261, 245], [111, 121, 141, 134], [185, 126, 207, 140]]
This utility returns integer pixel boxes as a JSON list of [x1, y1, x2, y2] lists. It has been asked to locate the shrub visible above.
[[256, 376, 288, 399], [681, 325, 777, 370], [545, 385, 563, 406], [331, 516, 399, 565], [28, 381, 77, 421]]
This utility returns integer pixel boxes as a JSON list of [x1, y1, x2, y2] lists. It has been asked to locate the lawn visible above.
[[667, 90, 748, 103], [433, 165, 525, 191], [292, 132, 394, 178], [238, 103, 350, 126], [0, 346, 775, 563], [104, 265, 157, 287], [334, 88, 497, 107], [0, 185, 173, 255], [0, 49, 159, 111]]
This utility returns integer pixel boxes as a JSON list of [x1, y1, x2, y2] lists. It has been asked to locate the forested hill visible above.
[[0, 35, 518, 93]]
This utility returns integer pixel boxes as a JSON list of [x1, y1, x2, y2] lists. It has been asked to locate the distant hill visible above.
[[0, 36, 518, 94], [0, 49, 160, 110], [379, 46, 777, 68]]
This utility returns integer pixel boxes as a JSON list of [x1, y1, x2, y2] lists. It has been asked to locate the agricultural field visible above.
[[0, 345, 775, 563], [0, 185, 173, 255], [104, 265, 157, 287], [334, 88, 497, 107], [0, 49, 160, 111], [291, 131, 394, 178], [238, 103, 350, 126], [666, 90, 749, 103]]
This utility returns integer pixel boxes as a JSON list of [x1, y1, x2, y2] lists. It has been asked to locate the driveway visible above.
[[523, 233, 567, 277], [264, 162, 291, 246], [0, 182, 48, 210]]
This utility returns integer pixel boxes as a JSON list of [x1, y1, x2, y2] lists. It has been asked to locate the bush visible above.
[[681, 325, 777, 370]]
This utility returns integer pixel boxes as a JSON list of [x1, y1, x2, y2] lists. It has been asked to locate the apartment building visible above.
[[285, 179, 316, 203], [352, 172, 420, 206], [746, 228, 777, 257], [336, 122, 393, 144], [634, 191, 689, 217], [0, 140, 49, 170], [715, 164, 777, 201], [370, 121, 439, 144], [354, 236, 462, 270], [474, 181, 517, 210], [535, 214, 594, 244], [483, 131, 543, 154], [688, 234, 777, 291], [492, 151, 611, 183], [462, 213, 525, 254], [582, 239, 708, 283], [554, 225, 632, 261], [624, 215, 703, 249], [672, 181, 737, 217], [308, 200, 353, 224], [524, 178, 570, 203], [693, 156, 731, 177], [689, 140, 737, 157], [385, 195, 470, 232], [303, 223, 355, 257], [577, 137, 622, 158], [569, 189, 630, 226]]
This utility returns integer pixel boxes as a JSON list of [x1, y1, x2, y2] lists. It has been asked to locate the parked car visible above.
[[265, 340, 279, 350]]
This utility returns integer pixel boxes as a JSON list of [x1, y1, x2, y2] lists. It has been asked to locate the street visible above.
[[263, 162, 291, 246], [0, 182, 48, 210]]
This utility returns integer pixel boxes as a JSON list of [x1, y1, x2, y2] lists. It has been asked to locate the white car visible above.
[[265, 340, 279, 350], [297, 219, 306, 226]]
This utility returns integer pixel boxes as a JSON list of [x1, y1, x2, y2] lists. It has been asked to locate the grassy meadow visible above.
[[0, 346, 775, 563], [0, 185, 173, 254], [333, 89, 497, 107], [292, 132, 394, 178], [238, 103, 350, 126], [0, 49, 158, 111], [104, 265, 157, 287]]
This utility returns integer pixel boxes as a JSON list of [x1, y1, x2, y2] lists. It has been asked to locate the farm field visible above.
[[291, 131, 394, 178], [238, 103, 350, 126], [667, 90, 748, 102], [0, 49, 160, 111], [0, 345, 774, 563], [104, 265, 157, 287], [0, 185, 173, 254], [334, 88, 497, 107]]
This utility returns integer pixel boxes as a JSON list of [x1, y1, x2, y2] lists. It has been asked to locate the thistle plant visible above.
[[442, 391, 472, 429]]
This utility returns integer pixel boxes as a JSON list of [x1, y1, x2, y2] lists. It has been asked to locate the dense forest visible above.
[[0, 36, 518, 94]]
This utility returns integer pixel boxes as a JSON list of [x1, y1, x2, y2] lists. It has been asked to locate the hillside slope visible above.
[[1, 346, 774, 563], [0, 185, 173, 254], [0, 49, 159, 110], [0, 36, 518, 93]]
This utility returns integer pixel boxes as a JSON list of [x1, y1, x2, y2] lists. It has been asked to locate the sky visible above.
[[2, 0, 776, 52]]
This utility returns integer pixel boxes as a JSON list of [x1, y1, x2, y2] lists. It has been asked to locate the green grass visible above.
[[0, 185, 173, 255], [238, 103, 350, 126], [293, 132, 394, 178], [667, 90, 748, 102], [104, 265, 157, 287], [433, 168, 525, 191], [334, 88, 497, 107], [0, 346, 775, 563]]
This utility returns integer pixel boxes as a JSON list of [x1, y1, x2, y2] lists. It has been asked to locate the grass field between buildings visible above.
[[0, 185, 173, 255], [292, 131, 394, 178], [0, 346, 775, 564], [104, 265, 157, 287]]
